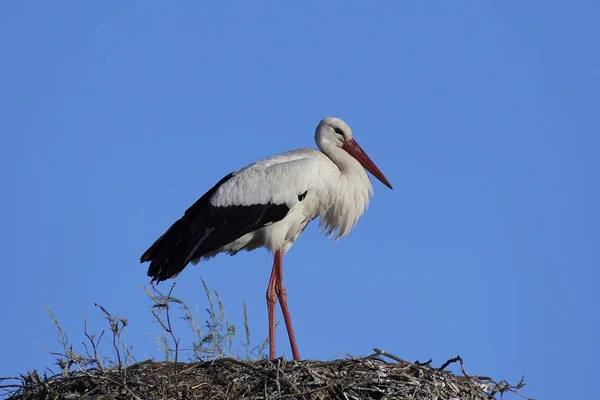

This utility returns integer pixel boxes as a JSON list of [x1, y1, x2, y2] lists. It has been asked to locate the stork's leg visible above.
[[274, 249, 301, 361], [266, 258, 278, 360]]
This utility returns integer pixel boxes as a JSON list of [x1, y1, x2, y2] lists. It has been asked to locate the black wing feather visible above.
[[140, 172, 290, 283]]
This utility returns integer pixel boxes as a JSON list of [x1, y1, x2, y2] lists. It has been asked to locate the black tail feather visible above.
[[141, 217, 196, 283], [140, 173, 235, 283]]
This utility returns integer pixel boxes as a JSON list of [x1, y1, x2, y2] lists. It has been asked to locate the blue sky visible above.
[[2, 2, 599, 399]]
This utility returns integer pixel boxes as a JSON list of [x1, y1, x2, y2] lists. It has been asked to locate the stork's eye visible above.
[[334, 127, 345, 138]]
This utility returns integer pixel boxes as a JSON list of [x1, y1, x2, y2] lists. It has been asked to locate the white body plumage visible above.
[[206, 146, 373, 260]]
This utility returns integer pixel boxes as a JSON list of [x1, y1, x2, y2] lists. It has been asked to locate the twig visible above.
[[438, 355, 463, 371], [151, 282, 181, 393], [414, 358, 432, 366], [372, 348, 408, 364], [83, 313, 105, 372]]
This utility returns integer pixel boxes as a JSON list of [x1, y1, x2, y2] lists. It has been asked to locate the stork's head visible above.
[[316, 117, 354, 145], [315, 117, 393, 190]]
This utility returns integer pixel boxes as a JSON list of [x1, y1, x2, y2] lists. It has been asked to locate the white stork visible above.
[[141, 117, 392, 361]]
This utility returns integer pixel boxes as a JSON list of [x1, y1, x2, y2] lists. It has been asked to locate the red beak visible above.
[[342, 139, 393, 190]]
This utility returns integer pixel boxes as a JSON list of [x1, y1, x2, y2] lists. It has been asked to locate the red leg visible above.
[[266, 259, 278, 360], [274, 249, 301, 361]]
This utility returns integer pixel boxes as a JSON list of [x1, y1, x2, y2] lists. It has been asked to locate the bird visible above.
[[140, 117, 393, 361]]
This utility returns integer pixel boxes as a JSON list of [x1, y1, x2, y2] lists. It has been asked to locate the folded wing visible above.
[[140, 151, 323, 283]]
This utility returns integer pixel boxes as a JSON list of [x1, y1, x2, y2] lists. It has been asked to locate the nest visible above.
[[4, 350, 529, 400]]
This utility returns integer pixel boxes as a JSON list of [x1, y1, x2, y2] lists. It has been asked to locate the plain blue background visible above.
[[2, 2, 599, 399]]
